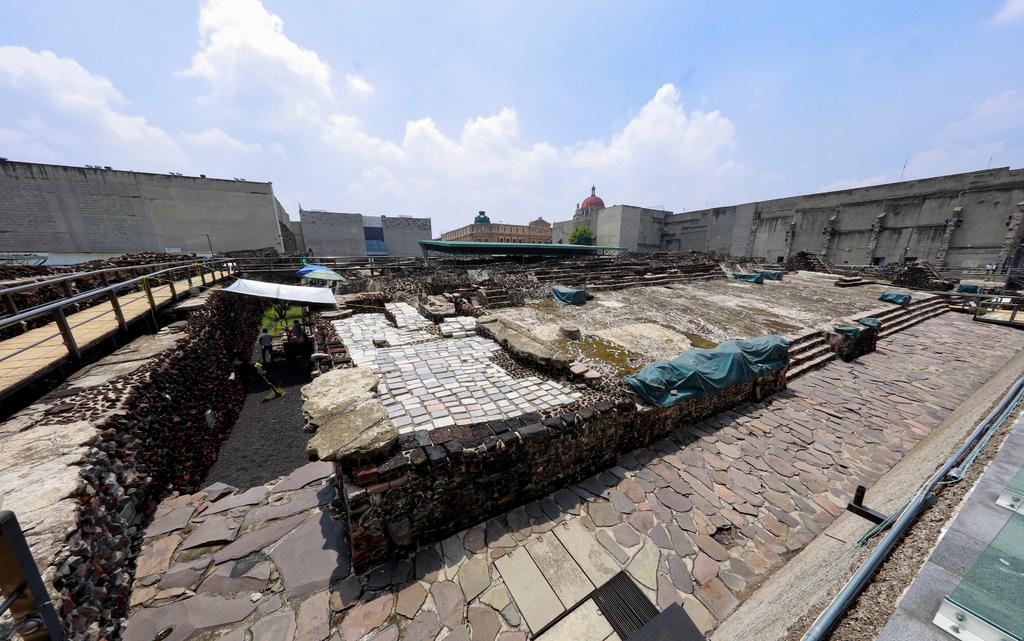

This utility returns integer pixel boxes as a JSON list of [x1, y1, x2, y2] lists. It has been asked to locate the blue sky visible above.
[[1, 1, 1023, 235]]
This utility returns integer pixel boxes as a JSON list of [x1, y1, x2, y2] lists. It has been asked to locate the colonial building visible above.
[[552, 185, 670, 251], [440, 211, 552, 243]]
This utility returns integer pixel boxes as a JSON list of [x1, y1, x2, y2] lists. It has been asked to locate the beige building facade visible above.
[[441, 211, 551, 243]]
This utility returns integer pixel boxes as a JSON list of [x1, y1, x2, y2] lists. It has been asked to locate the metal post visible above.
[[52, 307, 81, 361], [3, 293, 24, 335], [0, 511, 65, 641], [100, 273, 127, 331]]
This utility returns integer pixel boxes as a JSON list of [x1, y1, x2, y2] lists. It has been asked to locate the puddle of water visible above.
[[555, 335, 646, 376]]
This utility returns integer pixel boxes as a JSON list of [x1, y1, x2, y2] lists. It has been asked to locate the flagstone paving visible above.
[[123, 314, 1024, 641]]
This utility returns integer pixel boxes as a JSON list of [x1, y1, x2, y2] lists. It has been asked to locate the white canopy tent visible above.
[[222, 278, 337, 306]]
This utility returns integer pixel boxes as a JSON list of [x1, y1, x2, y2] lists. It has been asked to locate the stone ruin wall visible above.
[[329, 365, 788, 570], [1, 291, 263, 640]]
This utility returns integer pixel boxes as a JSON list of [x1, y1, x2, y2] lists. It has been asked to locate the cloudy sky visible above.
[[1, 1, 1023, 235]]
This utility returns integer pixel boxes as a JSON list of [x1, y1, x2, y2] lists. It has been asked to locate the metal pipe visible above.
[[0, 258, 218, 297], [802, 374, 1024, 641]]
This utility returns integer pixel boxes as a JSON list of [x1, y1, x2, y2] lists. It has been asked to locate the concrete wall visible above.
[[551, 206, 670, 250], [662, 168, 1024, 268], [0, 160, 285, 256], [299, 210, 367, 257], [382, 216, 432, 256]]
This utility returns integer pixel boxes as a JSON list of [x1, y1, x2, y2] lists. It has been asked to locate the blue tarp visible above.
[[296, 264, 331, 276], [732, 272, 765, 284], [956, 283, 982, 294], [834, 325, 862, 337], [624, 336, 790, 408], [858, 317, 882, 329], [755, 269, 784, 281], [552, 286, 587, 305], [880, 291, 911, 306]]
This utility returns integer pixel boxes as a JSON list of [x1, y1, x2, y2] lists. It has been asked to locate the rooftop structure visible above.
[[441, 211, 552, 244], [298, 209, 431, 257], [418, 239, 625, 258]]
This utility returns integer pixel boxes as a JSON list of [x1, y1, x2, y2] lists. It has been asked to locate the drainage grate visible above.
[[592, 572, 659, 639]]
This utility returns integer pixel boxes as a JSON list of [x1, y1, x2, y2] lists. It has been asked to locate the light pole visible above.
[[205, 233, 214, 256]]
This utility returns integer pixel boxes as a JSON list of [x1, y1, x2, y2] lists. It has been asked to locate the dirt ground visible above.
[[780, 405, 1024, 641]]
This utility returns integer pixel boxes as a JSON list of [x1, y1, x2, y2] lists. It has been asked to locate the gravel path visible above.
[[204, 352, 312, 489]]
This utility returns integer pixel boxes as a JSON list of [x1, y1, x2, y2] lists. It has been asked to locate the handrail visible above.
[[0, 258, 224, 297], [0, 260, 232, 332], [0, 510, 65, 640]]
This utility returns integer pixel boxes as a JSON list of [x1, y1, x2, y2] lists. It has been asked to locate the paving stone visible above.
[[135, 534, 182, 577], [480, 585, 511, 612], [500, 602, 522, 627], [443, 533, 468, 567], [537, 599, 612, 641], [468, 605, 501, 641], [494, 546, 564, 631], [330, 575, 363, 610], [414, 546, 443, 581], [205, 486, 270, 515], [431, 580, 466, 628], [690, 533, 729, 562], [654, 488, 693, 512], [146, 506, 195, 538], [295, 591, 330, 641], [588, 501, 620, 527], [251, 609, 296, 641], [395, 582, 427, 619], [657, 574, 683, 611], [681, 594, 716, 634], [626, 539, 660, 590], [159, 556, 212, 589], [213, 513, 307, 563], [526, 531, 594, 607], [692, 553, 719, 584], [404, 609, 441, 641], [668, 523, 697, 557], [648, 524, 671, 549], [202, 482, 237, 502], [198, 560, 272, 594], [272, 460, 333, 493], [365, 625, 398, 641], [497, 633, 527, 641], [245, 486, 326, 526], [270, 511, 350, 598], [182, 515, 240, 550], [445, 624, 472, 641], [667, 554, 694, 593], [695, 576, 739, 620], [485, 518, 516, 548], [122, 594, 260, 641], [339, 594, 393, 641], [457, 554, 490, 602], [597, 529, 630, 565], [464, 524, 486, 553], [612, 522, 641, 548], [553, 488, 581, 512], [553, 519, 620, 586], [608, 490, 635, 514]]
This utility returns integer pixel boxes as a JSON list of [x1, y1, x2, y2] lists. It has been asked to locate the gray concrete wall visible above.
[[382, 216, 432, 256], [299, 210, 367, 257], [0, 160, 284, 256]]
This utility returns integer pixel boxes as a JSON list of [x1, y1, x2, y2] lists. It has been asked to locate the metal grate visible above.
[[592, 572, 659, 639]]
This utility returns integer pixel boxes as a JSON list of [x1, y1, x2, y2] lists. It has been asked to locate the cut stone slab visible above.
[[415, 547, 442, 581], [198, 560, 272, 594], [205, 486, 270, 515], [480, 585, 512, 612], [295, 590, 331, 641], [457, 554, 490, 602], [245, 485, 326, 526], [339, 594, 393, 641], [213, 513, 307, 563], [307, 398, 396, 462], [395, 582, 427, 619], [202, 481, 237, 502], [553, 520, 620, 586], [136, 534, 182, 577], [251, 609, 296, 641], [272, 460, 334, 493], [535, 599, 612, 641], [270, 510, 350, 598], [431, 580, 466, 629], [588, 502, 620, 527], [159, 556, 212, 589], [146, 506, 195, 538], [597, 530, 630, 565], [526, 531, 594, 609], [494, 546, 564, 632], [612, 523, 641, 548], [181, 515, 240, 550]]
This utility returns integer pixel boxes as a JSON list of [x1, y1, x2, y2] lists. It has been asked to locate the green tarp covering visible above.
[[956, 283, 982, 294], [552, 286, 587, 305], [755, 269, 784, 281], [624, 336, 790, 408], [880, 291, 911, 306], [732, 272, 765, 284], [834, 325, 862, 337], [858, 317, 882, 329]]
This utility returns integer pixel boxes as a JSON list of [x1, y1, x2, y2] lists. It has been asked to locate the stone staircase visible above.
[[533, 261, 724, 292], [478, 287, 513, 309], [785, 294, 948, 380]]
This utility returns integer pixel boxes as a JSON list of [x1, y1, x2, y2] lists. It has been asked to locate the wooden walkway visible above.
[[0, 270, 230, 399]]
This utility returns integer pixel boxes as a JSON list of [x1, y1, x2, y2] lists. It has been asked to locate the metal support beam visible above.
[[100, 273, 127, 330], [845, 485, 887, 525], [52, 308, 81, 361]]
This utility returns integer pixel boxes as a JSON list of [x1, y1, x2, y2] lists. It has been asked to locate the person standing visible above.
[[258, 328, 274, 363]]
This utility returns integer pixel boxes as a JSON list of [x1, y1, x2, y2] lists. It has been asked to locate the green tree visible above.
[[568, 225, 594, 245]]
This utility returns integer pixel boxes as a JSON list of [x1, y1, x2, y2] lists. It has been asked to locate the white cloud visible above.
[[942, 90, 1024, 140], [0, 46, 184, 166], [345, 74, 374, 97], [821, 174, 897, 191], [181, 127, 261, 153], [992, 0, 1024, 24], [181, 0, 334, 120]]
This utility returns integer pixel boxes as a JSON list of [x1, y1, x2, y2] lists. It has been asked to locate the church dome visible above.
[[580, 186, 605, 210]]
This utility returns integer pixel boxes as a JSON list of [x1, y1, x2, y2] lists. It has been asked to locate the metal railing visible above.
[[0, 259, 234, 366], [231, 255, 422, 275], [0, 511, 64, 640]]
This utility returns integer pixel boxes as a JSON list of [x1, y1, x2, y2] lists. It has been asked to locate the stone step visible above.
[[791, 343, 831, 365], [880, 308, 948, 337], [787, 350, 836, 379]]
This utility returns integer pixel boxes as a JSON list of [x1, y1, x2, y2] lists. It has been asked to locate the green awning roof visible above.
[[419, 240, 626, 257]]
